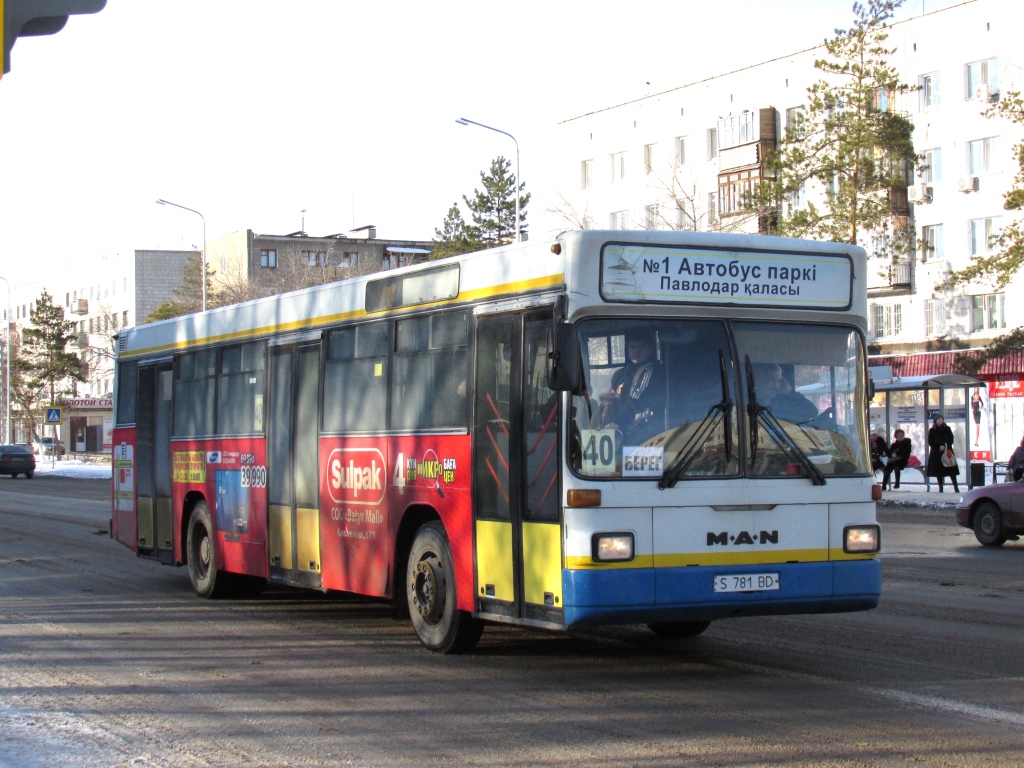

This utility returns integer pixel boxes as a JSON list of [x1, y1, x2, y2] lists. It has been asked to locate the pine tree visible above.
[[950, 90, 1024, 375], [758, 0, 917, 262], [431, 204, 478, 259], [146, 251, 218, 322], [15, 290, 86, 437], [463, 156, 530, 247]]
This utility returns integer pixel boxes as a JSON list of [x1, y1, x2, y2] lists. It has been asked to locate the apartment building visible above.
[[206, 227, 433, 299], [555, 0, 1024, 461]]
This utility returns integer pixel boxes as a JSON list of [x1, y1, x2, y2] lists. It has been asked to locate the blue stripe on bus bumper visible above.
[[561, 560, 881, 628]]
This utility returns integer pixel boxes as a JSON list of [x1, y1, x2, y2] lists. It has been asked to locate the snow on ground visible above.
[[32, 457, 112, 480]]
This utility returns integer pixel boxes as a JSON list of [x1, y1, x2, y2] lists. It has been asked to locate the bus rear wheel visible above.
[[407, 522, 482, 653], [648, 621, 711, 639], [186, 501, 233, 599]]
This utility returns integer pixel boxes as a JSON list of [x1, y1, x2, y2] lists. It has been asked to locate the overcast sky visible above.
[[0, 0, 944, 294]]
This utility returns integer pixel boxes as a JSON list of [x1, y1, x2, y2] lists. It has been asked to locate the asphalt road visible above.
[[1, 480, 1022, 767]]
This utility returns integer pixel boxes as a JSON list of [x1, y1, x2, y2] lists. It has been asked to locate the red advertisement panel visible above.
[[171, 438, 268, 577], [989, 380, 1024, 398]]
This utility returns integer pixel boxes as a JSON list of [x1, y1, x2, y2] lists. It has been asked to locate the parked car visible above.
[[955, 480, 1024, 547], [33, 436, 65, 456], [0, 444, 35, 478]]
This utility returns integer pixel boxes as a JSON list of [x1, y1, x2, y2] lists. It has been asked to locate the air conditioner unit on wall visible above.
[[908, 184, 932, 204], [974, 84, 990, 102], [957, 176, 979, 193]]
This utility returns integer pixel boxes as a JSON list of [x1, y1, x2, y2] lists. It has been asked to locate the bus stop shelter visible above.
[[868, 369, 987, 489]]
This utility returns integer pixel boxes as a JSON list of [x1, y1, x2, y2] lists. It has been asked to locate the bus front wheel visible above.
[[186, 501, 233, 599], [407, 522, 482, 653]]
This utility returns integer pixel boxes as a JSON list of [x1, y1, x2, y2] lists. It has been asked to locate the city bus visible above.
[[111, 230, 881, 653]]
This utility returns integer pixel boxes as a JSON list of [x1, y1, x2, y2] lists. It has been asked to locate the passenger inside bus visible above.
[[598, 329, 665, 442], [753, 363, 819, 424]]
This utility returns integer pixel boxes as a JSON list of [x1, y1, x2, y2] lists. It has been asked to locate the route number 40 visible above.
[[580, 429, 616, 474]]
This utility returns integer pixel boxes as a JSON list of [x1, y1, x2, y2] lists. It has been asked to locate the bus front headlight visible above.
[[844, 525, 880, 554], [592, 532, 634, 563]]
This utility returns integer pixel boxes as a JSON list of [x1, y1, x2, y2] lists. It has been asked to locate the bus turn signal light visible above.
[[871, 484, 883, 501], [567, 489, 601, 507]]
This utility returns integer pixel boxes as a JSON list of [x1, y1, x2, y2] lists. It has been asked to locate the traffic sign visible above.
[[45, 406, 62, 424]]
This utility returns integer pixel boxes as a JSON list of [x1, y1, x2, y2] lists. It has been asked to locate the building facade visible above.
[[2, 249, 192, 448], [206, 227, 433, 301], [555, 0, 1024, 462]]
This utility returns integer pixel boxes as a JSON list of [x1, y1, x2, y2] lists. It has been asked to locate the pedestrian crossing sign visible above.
[[46, 407, 62, 424]]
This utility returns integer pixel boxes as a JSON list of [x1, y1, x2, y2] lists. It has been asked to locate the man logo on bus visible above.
[[327, 448, 385, 505], [707, 530, 779, 546]]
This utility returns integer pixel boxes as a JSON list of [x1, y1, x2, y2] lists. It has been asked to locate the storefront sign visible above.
[[989, 380, 1024, 398], [62, 398, 113, 409]]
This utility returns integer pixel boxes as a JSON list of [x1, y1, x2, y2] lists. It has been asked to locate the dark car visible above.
[[955, 479, 1024, 546], [0, 444, 36, 478]]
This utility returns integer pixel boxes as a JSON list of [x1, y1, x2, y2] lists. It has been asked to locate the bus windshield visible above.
[[569, 318, 870, 481]]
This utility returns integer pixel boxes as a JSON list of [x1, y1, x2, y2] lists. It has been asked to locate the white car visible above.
[[33, 436, 66, 456]]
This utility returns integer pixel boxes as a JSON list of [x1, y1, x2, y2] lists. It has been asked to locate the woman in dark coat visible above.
[[927, 415, 960, 493]]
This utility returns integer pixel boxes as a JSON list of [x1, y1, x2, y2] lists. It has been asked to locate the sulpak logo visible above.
[[327, 447, 386, 506]]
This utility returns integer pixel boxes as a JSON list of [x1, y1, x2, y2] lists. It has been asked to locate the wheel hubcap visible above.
[[198, 535, 211, 573], [412, 556, 445, 624]]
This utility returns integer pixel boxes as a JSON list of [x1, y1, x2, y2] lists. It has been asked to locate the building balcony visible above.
[[867, 260, 912, 294]]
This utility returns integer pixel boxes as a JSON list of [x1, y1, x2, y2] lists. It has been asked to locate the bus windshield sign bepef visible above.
[[601, 244, 853, 309]]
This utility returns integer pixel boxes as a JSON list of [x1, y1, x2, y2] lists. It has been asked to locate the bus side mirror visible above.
[[547, 323, 579, 391], [867, 377, 875, 401]]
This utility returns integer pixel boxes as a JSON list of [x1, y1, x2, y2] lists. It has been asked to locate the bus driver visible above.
[[599, 330, 664, 441]]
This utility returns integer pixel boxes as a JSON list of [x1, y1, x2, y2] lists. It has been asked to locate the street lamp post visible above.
[[455, 118, 521, 243], [156, 199, 207, 312], [0, 276, 10, 444]]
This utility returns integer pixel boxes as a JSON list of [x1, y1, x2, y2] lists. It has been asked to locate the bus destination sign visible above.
[[601, 245, 853, 309]]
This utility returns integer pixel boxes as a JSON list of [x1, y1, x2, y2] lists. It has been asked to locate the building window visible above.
[[123, 310, 129, 327], [675, 137, 686, 166], [644, 203, 659, 229], [969, 217, 1000, 256], [643, 144, 656, 174], [972, 293, 1005, 331], [675, 204, 693, 230], [967, 137, 996, 175], [717, 112, 757, 150], [922, 224, 944, 262], [301, 250, 326, 266], [873, 87, 893, 111], [785, 106, 805, 134], [340, 252, 359, 268], [221, 256, 228, 273], [610, 152, 626, 183], [719, 169, 761, 215], [871, 303, 903, 340], [925, 299, 946, 337], [581, 159, 592, 189], [260, 249, 277, 268], [707, 193, 717, 226], [787, 181, 807, 212], [965, 58, 998, 100], [582, 216, 594, 231], [609, 210, 628, 230], [921, 148, 942, 184], [919, 73, 940, 109], [706, 127, 718, 160]]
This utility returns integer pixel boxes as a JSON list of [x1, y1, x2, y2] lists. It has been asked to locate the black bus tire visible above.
[[407, 521, 482, 653], [186, 501, 233, 598]]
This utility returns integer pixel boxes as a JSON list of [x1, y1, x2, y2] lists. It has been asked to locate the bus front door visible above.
[[135, 363, 173, 563], [267, 344, 322, 588], [473, 311, 563, 627]]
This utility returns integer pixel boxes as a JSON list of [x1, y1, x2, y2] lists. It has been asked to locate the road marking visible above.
[[870, 687, 1024, 727]]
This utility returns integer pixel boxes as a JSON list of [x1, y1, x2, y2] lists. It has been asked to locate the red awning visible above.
[[870, 350, 1024, 379]]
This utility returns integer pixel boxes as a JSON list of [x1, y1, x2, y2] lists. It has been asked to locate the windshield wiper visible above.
[[744, 356, 826, 486], [659, 352, 734, 490]]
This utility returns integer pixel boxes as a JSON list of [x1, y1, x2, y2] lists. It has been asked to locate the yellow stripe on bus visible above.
[[121, 273, 565, 360], [564, 547, 876, 569]]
